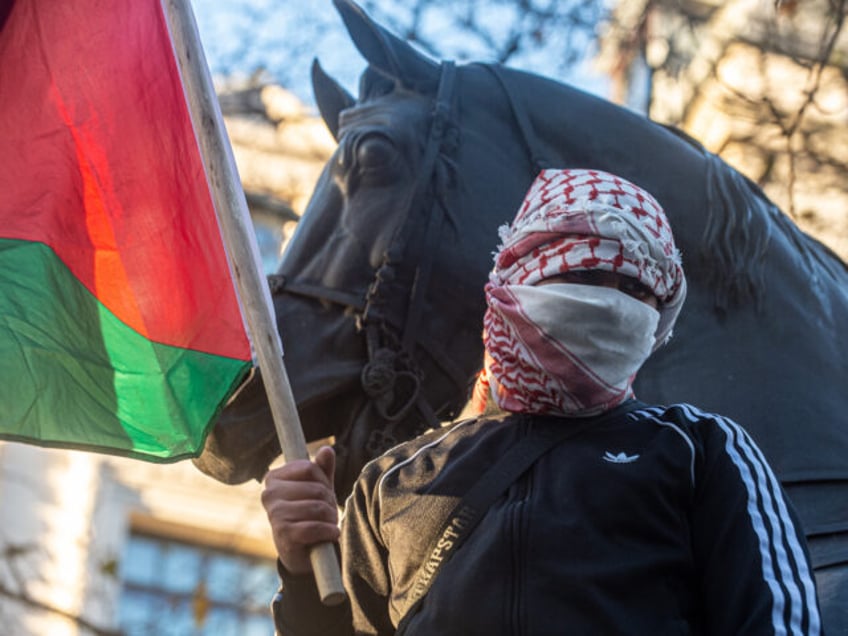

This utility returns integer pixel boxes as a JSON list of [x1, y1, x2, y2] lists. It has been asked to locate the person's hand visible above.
[[261, 445, 340, 575]]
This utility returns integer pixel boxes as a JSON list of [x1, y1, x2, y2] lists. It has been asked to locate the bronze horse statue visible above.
[[195, 0, 847, 622]]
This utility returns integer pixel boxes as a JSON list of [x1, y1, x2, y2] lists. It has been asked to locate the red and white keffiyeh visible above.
[[473, 168, 687, 417]]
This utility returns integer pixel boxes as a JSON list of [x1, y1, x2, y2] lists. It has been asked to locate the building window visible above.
[[118, 533, 278, 636]]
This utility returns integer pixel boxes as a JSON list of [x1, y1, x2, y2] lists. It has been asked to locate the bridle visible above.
[[479, 64, 548, 175], [269, 62, 465, 448], [269, 61, 548, 454]]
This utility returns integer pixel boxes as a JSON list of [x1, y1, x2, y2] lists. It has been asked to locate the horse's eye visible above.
[[355, 134, 396, 170]]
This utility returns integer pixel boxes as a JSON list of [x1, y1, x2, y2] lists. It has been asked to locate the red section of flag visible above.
[[0, 0, 250, 360]]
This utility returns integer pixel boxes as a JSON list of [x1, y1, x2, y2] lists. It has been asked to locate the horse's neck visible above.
[[522, 78, 702, 179]]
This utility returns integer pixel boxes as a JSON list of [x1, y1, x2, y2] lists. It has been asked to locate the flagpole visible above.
[[160, 0, 346, 606]]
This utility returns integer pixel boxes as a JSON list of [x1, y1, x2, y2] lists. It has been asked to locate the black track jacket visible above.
[[272, 402, 822, 635]]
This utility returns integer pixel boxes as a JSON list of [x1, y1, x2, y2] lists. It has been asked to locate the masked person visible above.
[[262, 169, 823, 635]]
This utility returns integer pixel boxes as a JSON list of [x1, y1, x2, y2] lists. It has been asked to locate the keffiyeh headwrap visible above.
[[473, 168, 687, 417]]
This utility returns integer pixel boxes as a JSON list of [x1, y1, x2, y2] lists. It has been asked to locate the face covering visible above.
[[469, 168, 687, 418], [492, 169, 686, 349], [483, 283, 659, 417]]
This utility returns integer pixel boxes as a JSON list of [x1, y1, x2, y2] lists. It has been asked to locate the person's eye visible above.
[[620, 277, 653, 299], [570, 270, 599, 284]]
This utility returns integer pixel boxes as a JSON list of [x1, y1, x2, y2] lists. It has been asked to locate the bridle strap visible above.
[[484, 64, 551, 174], [267, 275, 365, 311], [400, 62, 456, 351], [267, 62, 465, 432], [358, 61, 461, 425]]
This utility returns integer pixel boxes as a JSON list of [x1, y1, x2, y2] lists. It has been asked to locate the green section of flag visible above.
[[0, 238, 250, 460]]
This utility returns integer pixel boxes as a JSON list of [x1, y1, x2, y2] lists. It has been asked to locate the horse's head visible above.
[[193, 0, 537, 494], [195, 0, 848, 506]]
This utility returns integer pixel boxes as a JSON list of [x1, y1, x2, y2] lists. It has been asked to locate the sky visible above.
[[191, 1, 363, 105], [190, 0, 610, 111]]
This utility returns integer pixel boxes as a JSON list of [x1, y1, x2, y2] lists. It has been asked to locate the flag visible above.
[[0, 0, 253, 460]]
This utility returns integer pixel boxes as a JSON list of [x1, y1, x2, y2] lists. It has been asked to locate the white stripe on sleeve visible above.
[[678, 404, 821, 636]]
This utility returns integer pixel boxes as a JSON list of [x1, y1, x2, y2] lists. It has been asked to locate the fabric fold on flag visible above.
[[0, 0, 253, 460]]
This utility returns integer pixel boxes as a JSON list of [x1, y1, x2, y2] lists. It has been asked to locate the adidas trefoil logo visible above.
[[603, 451, 640, 464]]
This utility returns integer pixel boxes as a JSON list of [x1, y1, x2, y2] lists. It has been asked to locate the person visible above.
[[262, 168, 823, 635]]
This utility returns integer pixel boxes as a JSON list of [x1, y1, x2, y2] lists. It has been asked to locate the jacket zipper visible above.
[[508, 419, 534, 635]]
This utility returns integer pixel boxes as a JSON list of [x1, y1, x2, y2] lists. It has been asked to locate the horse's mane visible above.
[[664, 125, 847, 311], [701, 151, 771, 311], [471, 65, 777, 313], [505, 63, 846, 313]]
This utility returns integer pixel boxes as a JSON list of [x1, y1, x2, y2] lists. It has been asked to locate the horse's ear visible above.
[[333, 0, 439, 88], [311, 59, 354, 141]]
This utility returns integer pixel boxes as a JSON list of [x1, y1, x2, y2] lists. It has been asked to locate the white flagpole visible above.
[[161, 0, 345, 606]]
